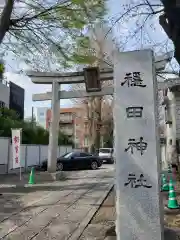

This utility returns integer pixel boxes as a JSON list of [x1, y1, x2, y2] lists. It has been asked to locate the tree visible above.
[[159, 0, 180, 65], [101, 98, 113, 147], [0, 107, 72, 145], [108, 1, 170, 58], [70, 23, 114, 152], [0, 0, 106, 69], [107, 1, 180, 72], [0, 106, 20, 120]]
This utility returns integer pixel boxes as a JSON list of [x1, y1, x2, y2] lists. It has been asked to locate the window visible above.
[[165, 107, 172, 124], [72, 152, 81, 157], [63, 152, 81, 158], [80, 152, 92, 157], [99, 148, 112, 153], [176, 140, 180, 154], [40, 112, 44, 117], [61, 113, 72, 122], [63, 152, 74, 158]]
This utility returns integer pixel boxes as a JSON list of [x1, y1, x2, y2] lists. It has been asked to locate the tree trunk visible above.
[[85, 98, 95, 153], [94, 96, 102, 151], [0, 0, 14, 44]]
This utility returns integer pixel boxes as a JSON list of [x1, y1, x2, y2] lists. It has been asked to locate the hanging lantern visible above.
[[84, 67, 101, 92]]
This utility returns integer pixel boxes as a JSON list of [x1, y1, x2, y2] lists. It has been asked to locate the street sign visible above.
[[113, 49, 163, 240]]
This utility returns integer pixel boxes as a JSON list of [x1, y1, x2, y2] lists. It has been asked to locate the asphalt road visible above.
[[0, 164, 114, 240]]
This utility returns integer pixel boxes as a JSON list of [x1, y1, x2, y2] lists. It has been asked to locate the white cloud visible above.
[[5, 72, 72, 117]]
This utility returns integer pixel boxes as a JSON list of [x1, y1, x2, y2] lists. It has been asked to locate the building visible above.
[[46, 107, 86, 149], [161, 78, 180, 169], [9, 81, 25, 120], [36, 107, 48, 129], [0, 80, 25, 120], [0, 81, 10, 108]]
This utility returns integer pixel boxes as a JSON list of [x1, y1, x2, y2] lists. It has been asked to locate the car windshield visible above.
[[99, 148, 111, 153]]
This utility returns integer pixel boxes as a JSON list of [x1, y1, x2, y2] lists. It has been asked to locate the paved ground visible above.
[[0, 164, 114, 240], [79, 187, 115, 240], [79, 174, 180, 240]]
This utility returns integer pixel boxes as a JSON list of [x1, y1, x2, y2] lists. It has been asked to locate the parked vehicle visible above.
[[98, 148, 114, 164], [41, 151, 103, 171]]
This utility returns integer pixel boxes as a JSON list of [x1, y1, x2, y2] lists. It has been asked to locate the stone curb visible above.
[[68, 183, 114, 240]]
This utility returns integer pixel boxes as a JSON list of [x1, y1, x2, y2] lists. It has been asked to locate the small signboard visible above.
[[11, 128, 21, 169]]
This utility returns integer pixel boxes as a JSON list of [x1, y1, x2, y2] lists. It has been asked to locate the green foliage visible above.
[[0, 108, 72, 145], [0, 61, 4, 74], [0, 108, 20, 120], [2, 0, 107, 70]]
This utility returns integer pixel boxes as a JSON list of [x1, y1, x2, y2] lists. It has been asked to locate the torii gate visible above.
[[28, 50, 173, 240], [27, 51, 172, 173]]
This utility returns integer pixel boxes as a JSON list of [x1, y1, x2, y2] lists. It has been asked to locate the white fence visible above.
[[0, 137, 72, 174]]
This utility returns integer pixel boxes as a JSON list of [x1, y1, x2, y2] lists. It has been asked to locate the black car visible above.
[[41, 151, 103, 171]]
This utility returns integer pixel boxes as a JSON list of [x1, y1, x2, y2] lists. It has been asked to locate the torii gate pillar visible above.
[[48, 81, 60, 172]]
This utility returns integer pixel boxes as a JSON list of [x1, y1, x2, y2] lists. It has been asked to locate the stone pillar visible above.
[[48, 81, 60, 173], [114, 49, 163, 240]]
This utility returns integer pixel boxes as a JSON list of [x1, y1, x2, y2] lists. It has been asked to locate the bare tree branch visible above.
[[0, 0, 106, 70], [0, 0, 15, 44]]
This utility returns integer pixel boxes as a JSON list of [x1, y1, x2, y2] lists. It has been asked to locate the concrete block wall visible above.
[[0, 137, 72, 174]]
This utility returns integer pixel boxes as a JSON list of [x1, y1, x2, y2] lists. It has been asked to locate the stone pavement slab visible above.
[[32, 183, 113, 240], [79, 187, 115, 240], [0, 189, 75, 238], [79, 223, 115, 240], [0, 166, 114, 240]]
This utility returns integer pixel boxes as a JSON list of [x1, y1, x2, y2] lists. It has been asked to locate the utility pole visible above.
[[31, 106, 34, 127]]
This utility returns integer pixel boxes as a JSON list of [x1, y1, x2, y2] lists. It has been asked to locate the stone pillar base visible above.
[[29, 171, 67, 183], [49, 171, 67, 181]]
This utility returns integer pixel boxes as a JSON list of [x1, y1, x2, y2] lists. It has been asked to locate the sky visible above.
[[4, 54, 72, 117], [2, 0, 178, 117], [5, 70, 72, 117]]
